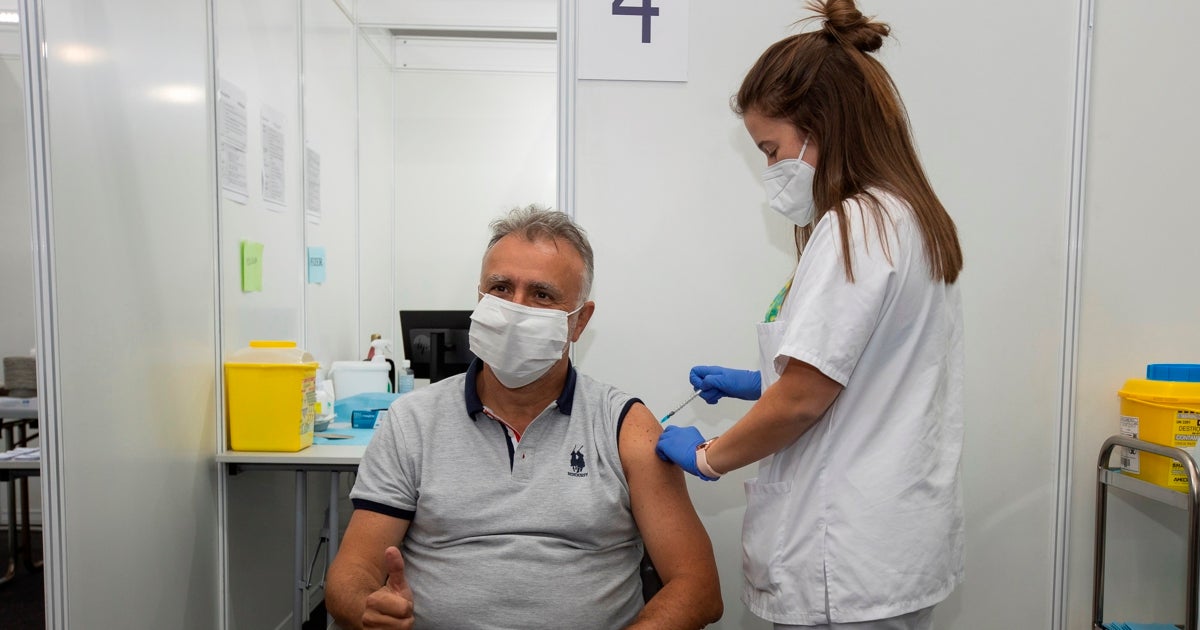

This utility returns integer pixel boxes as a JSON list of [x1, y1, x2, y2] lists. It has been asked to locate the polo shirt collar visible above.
[[464, 358, 577, 417]]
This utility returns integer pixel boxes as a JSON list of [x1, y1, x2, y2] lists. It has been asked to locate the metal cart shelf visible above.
[[1094, 435, 1199, 630]]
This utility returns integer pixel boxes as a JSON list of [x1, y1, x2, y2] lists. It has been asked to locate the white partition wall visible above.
[[1067, 0, 1200, 626], [873, 2, 1083, 625], [32, 0, 220, 627], [216, 0, 377, 626], [392, 42, 557, 315], [302, 0, 359, 365], [213, 0, 308, 626], [298, 0, 360, 620], [215, 0, 305, 352], [357, 33, 395, 356], [572, 1, 1081, 628]]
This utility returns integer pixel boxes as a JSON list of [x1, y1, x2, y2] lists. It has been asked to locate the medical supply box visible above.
[[1118, 363, 1200, 492], [329, 360, 391, 399], [225, 340, 319, 452]]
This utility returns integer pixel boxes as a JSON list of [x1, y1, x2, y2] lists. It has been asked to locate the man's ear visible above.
[[570, 301, 596, 342]]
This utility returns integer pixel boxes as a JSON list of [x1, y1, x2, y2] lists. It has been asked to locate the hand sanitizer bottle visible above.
[[398, 359, 415, 395]]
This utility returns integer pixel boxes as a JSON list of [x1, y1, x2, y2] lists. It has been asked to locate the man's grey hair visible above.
[[487, 204, 595, 301]]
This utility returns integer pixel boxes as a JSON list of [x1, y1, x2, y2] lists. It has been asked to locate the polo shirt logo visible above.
[[568, 446, 588, 477]]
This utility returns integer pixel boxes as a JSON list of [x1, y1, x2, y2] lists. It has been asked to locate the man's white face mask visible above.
[[761, 134, 816, 227], [468, 293, 584, 389]]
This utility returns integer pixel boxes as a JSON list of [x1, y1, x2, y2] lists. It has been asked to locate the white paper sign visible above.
[[261, 106, 287, 212], [217, 80, 248, 204], [578, 0, 689, 82]]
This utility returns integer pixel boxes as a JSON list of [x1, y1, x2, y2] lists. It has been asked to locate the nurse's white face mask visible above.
[[468, 292, 584, 389], [761, 134, 816, 227]]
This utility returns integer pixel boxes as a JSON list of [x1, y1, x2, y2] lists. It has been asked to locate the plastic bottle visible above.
[[398, 359, 415, 395], [365, 333, 382, 361], [314, 389, 333, 431], [316, 379, 336, 417], [369, 337, 396, 392]]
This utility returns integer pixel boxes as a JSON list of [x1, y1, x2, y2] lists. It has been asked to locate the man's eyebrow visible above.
[[527, 280, 561, 296], [481, 276, 562, 297]]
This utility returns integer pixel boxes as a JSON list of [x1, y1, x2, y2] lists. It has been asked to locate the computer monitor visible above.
[[399, 310, 476, 383]]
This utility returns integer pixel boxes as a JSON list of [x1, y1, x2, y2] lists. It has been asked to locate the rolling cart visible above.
[[1094, 435, 1199, 630]]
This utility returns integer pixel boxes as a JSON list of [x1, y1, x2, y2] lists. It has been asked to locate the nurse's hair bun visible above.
[[811, 0, 890, 54]]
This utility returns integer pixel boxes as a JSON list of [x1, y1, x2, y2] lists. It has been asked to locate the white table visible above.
[[217, 443, 367, 630]]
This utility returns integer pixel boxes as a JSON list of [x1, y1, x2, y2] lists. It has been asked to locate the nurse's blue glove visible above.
[[689, 366, 762, 404], [655, 425, 718, 481]]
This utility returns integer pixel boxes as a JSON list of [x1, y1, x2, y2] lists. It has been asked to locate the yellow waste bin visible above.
[[1119, 364, 1200, 492], [225, 340, 319, 452]]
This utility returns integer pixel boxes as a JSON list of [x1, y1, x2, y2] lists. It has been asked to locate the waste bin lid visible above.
[[1147, 363, 1200, 383]]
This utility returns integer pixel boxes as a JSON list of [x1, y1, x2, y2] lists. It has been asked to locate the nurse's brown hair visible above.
[[735, 0, 962, 284]]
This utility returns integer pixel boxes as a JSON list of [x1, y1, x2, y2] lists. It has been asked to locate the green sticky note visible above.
[[241, 241, 264, 292]]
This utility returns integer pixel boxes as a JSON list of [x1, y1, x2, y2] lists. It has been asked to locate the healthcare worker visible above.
[[654, 2, 965, 629]]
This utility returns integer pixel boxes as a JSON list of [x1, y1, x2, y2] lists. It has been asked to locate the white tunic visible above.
[[743, 191, 965, 625]]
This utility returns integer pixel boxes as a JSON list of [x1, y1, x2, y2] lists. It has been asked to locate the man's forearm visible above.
[[625, 577, 723, 630], [325, 566, 381, 630]]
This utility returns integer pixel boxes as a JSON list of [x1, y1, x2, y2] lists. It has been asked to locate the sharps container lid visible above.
[[1146, 363, 1200, 383]]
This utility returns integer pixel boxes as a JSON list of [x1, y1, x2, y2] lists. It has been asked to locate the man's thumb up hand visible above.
[[363, 546, 415, 628], [384, 546, 412, 599]]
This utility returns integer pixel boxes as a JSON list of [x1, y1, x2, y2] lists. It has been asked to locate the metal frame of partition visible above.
[[17, 0, 64, 626]]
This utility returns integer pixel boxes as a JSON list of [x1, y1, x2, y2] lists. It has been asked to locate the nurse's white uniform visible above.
[[743, 190, 965, 626]]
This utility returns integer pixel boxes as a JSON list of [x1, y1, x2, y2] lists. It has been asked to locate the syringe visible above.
[[659, 390, 702, 424]]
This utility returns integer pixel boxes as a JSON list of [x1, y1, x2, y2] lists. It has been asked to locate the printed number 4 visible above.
[[612, 0, 660, 44]]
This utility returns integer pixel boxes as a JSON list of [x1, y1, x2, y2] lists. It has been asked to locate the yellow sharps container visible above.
[[1118, 363, 1200, 492], [226, 340, 319, 452]]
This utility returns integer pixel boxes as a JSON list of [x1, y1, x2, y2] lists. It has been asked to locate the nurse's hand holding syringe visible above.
[[688, 366, 763, 403], [659, 367, 763, 423]]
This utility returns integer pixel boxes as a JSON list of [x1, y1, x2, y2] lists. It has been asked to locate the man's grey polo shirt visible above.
[[351, 359, 646, 629]]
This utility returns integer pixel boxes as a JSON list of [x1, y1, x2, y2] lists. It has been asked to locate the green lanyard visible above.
[[763, 278, 793, 323]]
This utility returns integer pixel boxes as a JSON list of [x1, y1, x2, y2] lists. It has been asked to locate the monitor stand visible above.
[[429, 331, 445, 383]]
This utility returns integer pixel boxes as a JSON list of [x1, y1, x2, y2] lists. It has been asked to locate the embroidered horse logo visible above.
[[570, 445, 586, 474]]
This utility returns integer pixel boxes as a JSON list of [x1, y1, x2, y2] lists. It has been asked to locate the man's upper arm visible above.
[[352, 404, 419, 515], [619, 402, 722, 625], [337, 510, 411, 577]]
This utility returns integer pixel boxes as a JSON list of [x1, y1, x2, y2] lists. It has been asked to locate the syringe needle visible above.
[[659, 390, 702, 424]]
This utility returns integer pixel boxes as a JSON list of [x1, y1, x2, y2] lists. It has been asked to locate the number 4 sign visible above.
[[577, 0, 689, 82], [612, 0, 660, 44]]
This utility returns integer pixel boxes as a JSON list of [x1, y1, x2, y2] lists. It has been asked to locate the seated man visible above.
[[326, 206, 722, 630]]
